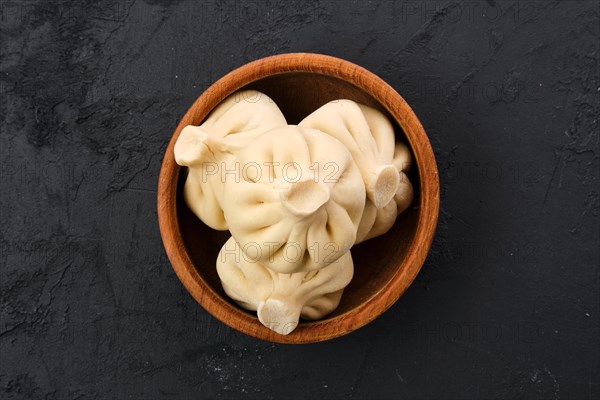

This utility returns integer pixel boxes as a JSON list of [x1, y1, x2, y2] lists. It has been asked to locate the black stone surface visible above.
[[1, 1, 598, 399]]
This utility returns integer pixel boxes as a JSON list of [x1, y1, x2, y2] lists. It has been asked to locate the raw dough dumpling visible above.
[[299, 100, 400, 209], [300, 100, 414, 243], [174, 90, 287, 230], [223, 125, 366, 273], [356, 143, 415, 242], [217, 237, 354, 335]]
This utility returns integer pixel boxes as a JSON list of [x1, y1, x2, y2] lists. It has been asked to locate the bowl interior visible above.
[[176, 72, 421, 320]]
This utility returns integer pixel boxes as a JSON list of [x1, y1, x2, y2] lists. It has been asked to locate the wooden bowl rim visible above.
[[157, 53, 439, 344]]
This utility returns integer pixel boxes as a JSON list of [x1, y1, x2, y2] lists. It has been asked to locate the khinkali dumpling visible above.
[[222, 125, 366, 273], [299, 99, 400, 209], [174, 90, 287, 230], [299, 100, 414, 243], [217, 237, 354, 335], [356, 143, 415, 242]]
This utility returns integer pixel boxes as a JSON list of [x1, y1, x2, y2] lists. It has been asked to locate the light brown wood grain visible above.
[[157, 53, 440, 344]]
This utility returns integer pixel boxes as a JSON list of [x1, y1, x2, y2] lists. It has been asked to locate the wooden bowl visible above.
[[157, 53, 439, 343]]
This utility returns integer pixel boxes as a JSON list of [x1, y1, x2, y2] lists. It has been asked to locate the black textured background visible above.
[[1, 1, 599, 399]]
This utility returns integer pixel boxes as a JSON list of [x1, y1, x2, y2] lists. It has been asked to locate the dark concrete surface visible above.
[[1, 1, 598, 399]]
